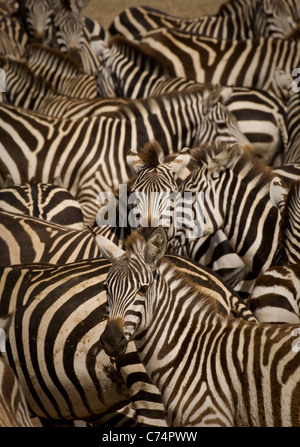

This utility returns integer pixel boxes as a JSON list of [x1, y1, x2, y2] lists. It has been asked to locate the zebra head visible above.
[[262, 0, 300, 39], [20, 0, 54, 44], [96, 43, 121, 97], [199, 86, 253, 150], [126, 141, 191, 241], [169, 142, 242, 250], [98, 228, 167, 358], [53, 2, 85, 64]]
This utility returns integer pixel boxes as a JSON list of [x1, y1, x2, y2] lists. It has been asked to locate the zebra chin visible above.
[[100, 318, 128, 359]]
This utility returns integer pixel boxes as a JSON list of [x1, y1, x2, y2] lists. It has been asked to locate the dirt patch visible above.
[[83, 0, 226, 31]]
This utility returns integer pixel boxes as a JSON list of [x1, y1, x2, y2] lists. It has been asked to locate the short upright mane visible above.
[[124, 231, 146, 256], [137, 141, 165, 168]]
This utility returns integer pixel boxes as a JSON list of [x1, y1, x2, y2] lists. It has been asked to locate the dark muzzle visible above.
[[100, 318, 128, 358]]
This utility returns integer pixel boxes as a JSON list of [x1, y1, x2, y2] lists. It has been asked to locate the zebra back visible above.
[[131, 29, 300, 101], [0, 88, 249, 226], [0, 179, 84, 230], [108, 1, 299, 40], [249, 263, 300, 324], [24, 43, 98, 98]]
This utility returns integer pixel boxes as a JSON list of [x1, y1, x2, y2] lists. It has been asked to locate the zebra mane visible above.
[[124, 231, 145, 256], [137, 141, 165, 169], [278, 179, 300, 261], [123, 231, 227, 318], [190, 141, 274, 190]]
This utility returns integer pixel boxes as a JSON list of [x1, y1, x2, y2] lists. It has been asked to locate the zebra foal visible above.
[[99, 228, 300, 427]]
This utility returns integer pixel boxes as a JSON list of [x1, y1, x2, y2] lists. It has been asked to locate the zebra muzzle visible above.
[[100, 318, 127, 359]]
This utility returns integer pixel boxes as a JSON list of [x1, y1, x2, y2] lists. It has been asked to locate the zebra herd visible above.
[[0, 0, 300, 428]]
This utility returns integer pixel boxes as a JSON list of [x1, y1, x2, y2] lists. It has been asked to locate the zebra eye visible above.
[[138, 285, 148, 295]]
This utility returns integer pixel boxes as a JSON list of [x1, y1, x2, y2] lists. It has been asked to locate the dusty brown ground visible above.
[[83, 0, 226, 31]]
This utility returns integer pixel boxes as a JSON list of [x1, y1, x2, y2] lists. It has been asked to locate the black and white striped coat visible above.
[[0, 88, 249, 226], [249, 177, 300, 323], [0, 315, 33, 427], [99, 229, 300, 427], [0, 179, 84, 230], [108, 1, 299, 41], [130, 29, 300, 101]]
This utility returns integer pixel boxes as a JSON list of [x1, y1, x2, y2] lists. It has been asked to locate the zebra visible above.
[[126, 141, 300, 296], [125, 140, 249, 287], [248, 177, 300, 323], [18, 0, 55, 45], [128, 141, 283, 297], [108, 1, 299, 41], [52, 1, 100, 75], [0, 56, 127, 119], [0, 314, 33, 427], [24, 43, 98, 99], [130, 28, 300, 101], [0, 178, 84, 230], [99, 228, 300, 427], [0, 258, 145, 426], [4, 47, 285, 162], [271, 177, 300, 265], [0, 246, 255, 426], [175, 143, 290, 286], [96, 37, 288, 164], [0, 88, 250, 226]]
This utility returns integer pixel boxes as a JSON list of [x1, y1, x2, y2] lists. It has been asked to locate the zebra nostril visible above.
[[100, 322, 128, 358]]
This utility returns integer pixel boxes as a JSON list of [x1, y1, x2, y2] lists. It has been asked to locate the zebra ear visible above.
[[144, 227, 168, 267], [4, 174, 14, 187], [275, 68, 293, 100], [269, 176, 287, 213], [165, 147, 191, 176], [207, 144, 240, 175], [53, 176, 63, 187], [95, 235, 125, 262], [126, 150, 145, 174]]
